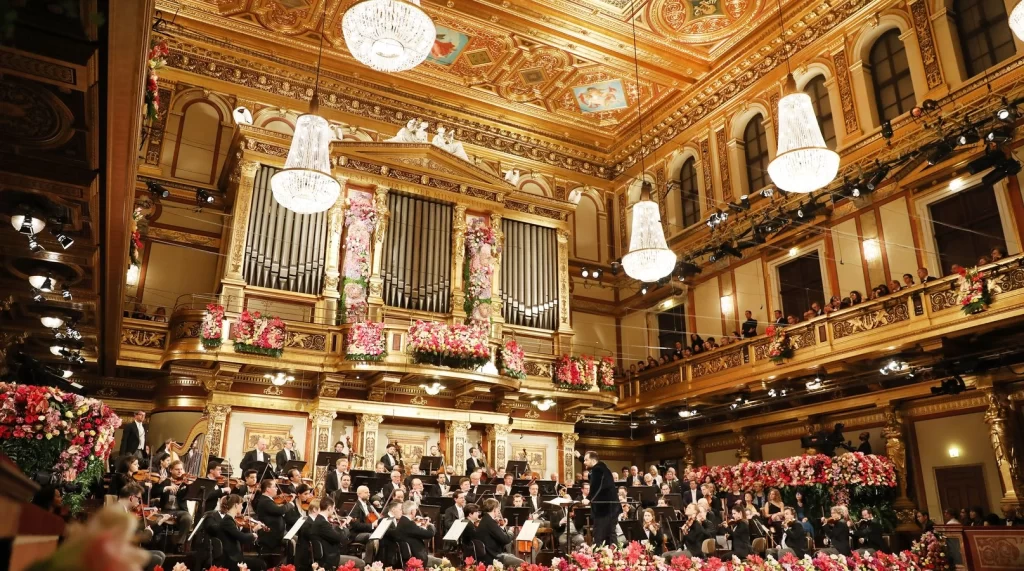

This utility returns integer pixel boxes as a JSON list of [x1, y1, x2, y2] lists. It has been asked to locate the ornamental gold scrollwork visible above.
[[830, 49, 860, 135], [310, 408, 336, 427], [453, 204, 468, 262], [985, 390, 1022, 487], [557, 229, 570, 325], [681, 439, 696, 469], [883, 409, 909, 498]]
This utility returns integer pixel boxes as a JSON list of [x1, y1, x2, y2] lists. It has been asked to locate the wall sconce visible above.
[[720, 295, 734, 315], [654, 433, 665, 442], [420, 382, 445, 395], [265, 372, 294, 386], [948, 445, 961, 459], [531, 398, 555, 411], [862, 238, 881, 262]]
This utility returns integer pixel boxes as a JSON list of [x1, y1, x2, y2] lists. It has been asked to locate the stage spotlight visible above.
[[27, 235, 44, 253], [12, 213, 46, 235], [982, 159, 1021, 186], [640, 284, 649, 295], [968, 152, 1002, 174], [656, 275, 671, 287], [996, 100, 1018, 123], [881, 120, 893, 140], [986, 127, 1013, 143], [675, 260, 702, 280], [760, 186, 774, 198], [51, 227, 74, 250], [581, 267, 590, 278], [147, 181, 170, 198], [728, 195, 750, 212], [591, 268, 603, 279], [610, 261, 621, 276], [32, 289, 45, 303], [196, 189, 215, 205], [956, 131, 981, 146], [61, 284, 72, 301], [911, 100, 938, 118], [720, 243, 743, 259], [926, 140, 954, 166], [866, 165, 890, 191]]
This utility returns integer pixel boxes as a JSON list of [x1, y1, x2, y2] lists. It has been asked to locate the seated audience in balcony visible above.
[[646, 356, 658, 369], [670, 352, 680, 361], [658, 355, 668, 366], [983, 513, 1004, 526], [773, 309, 785, 325], [810, 302, 823, 316], [888, 280, 902, 294], [636, 361, 646, 373], [877, 284, 890, 296], [902, 273, 915, 287], [849, 290, 863, 305], [915, 511, 934, 532], [741, 310, 758, 338], [967, 506, 985, 526], [682, 348, 692, 358], [840, 297, 852, 309], [628, 364, 637, 377], [704, 338, 718, 351], [673, 341, 684, 358], [802, 310, 815, 321], [721, 336, 733, 346], [977, 255, 990, 266], [950, 263, 964, 275], [942, 509, 959, 524], [152, 307, 167, 322], [991, 246, 1006, 262], [786, 315, 799, 325], [917, 267, 935, 284], [689, 333, 704, 354]]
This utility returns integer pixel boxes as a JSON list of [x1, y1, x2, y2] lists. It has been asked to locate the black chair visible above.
[[398, 541, 413, 568], [310, 538, 325, 565], [471, 539, 487, 564], [210, 538, 224, 567]]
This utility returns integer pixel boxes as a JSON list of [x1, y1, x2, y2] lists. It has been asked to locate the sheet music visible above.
[[187, 515, 206, 542], [370, 517, 394, 540], [516, 520, 541, 541], [284, 516, 307, 541], [443, 519, 468, 541]]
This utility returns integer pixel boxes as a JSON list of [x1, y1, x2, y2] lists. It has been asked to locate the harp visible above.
[[167, 416, 210, 477]]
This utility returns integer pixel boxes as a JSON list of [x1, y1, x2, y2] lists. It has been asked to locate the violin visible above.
[[235, 515, 268, 531], [171, 473, 197, 486], [300, 497, 312, 511], [274, 493, 296, 505], [132, 470, 161, 484], [216, 476, 242, 487]]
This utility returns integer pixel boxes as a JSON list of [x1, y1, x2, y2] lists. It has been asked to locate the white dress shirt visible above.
[[135, 421, 146, 450]]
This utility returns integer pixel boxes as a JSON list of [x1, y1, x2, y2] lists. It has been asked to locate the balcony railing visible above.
[[618, 256, 1024, 407]]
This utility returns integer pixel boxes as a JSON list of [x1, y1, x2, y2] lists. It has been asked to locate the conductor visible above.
[[581, 451, 620, 546]]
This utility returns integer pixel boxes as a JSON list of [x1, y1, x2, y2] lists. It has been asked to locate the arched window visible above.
[[804, 75, 836, 149], [954, 0, 1015, 78], [743, 115, 771, 192], [680, 157, 700, 228], [870, 30, 916, 123]]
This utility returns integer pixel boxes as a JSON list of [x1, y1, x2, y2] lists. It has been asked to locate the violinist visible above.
[[366, 501, 403, 566], [492, 483, 508, 506], [152, 452, 172, 480], [640, 508, 668, 556], [217, 494, 267, 571], [325, 457, 351, 496], [461, 502, 481, 547], [307, 497, 365, 569], [205, 463, 233, 505], [820, 506, 852, 556], [110, 455, 147, 497], [442, 490, 468, 534], [465, 446, 486, 475], [285, 483, 313, 528], [394, 500, 438, 567], [381, 469, 406, 502], [408, 478, 427, 506], [238, 469, 259, 513], [157, 460, 194, 544], [374, 461, 388, 473], [380, 443, 399, 472], [767, 507, 807, 560], [726, 506, 752, 559], [672, 503, 711, 559], [280, 468, 305, 495], [117, 482, 165, 571], [477, 498, 525, 567], [348, 485, 377, 544], [436, 472, 451, 497], [254, 478, 294, 550]]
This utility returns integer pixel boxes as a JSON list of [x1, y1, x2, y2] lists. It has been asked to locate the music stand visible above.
[[628, 486, 657, 507], [418, 455, 442, 474], [185, 477, 218, 517], [652, 506, 678, 522], [281, 460, 306, 476], [317, 451, 346, 475], [250, 460, 274, 483], [619, 519, 645, 543], [501, 507, 532, 528], [505, 460, 528, 477]]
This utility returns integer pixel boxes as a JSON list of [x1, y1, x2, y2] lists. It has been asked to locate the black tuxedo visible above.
[[349, 499, 376, 535], [254, 494, 290, 549], [442, 504, 466, 533], [394, 516, 435, 564], [857, 441, 873, 455], [854, 519, 884, 551], [217, 513, 267, 571], [728, 521, 751, 559], [587, 460, 620, 546], [682, 519, 710, 554], [275, 448, 299, 469], [119, 421, 146, 456], [920, 276, 936, 284], [240, 449, 274, 475], [741, 318, 758, 338], [324, 470, 349, 497], [380, 453, 398, 472], [309, 514, 350, 568], [477, 513, 513, 565], [641, 528, 667, 555], [465, 456, 486, 475], [381, 481, 404, 503], [682, 488, 703, 505], [824, 520, 851, 555], [780, 521, 808, 558]]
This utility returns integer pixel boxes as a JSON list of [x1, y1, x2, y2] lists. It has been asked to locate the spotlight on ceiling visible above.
[[591, 268, 603, 279], [806, 377, 823, 391], [581, 267, 590, 278], [419, 381, 445, 395], [147, 181, 170, 199], [50, 226, 74, 250], [926, 140, 954, 166], [61, 284, 72, 301], [720, 243, 743, 259], [996, 100, 1018, 123], [910, 99, 938, 118], [29, 275, 54, 292], [728, 195, 750, 212], [674, 260, 702, 281], [40, 315, 65, 329], [609, 260, 621, 276], [11, 213, 46, 235], [931, 374, 967, 396], [677, 408, 698, 418], [27, 235, 44, 253], [982, 159, 1022, 187], [50, 345, 68, 356], [759, 186, 775, 198], [196, 189, 215, 205], [32, 289, 45, 303], [956, 131, 981, 146], [881, 120, 893, 140], [706, 209, 728, 229], [968, 152, 1002, 174], [639, 283, 649, 295], [986, 127, 1014, 143], [865, 164, 890, 191], [264, 372, 295, 386]]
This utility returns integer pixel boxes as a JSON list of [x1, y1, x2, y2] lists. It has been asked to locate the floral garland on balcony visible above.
[[341, 198, 377, 324], [201, 303, 224, 348], [346, 321, 387, 362], [956, 266, 992, 315], [407, 320, 491, 370], [129, 207, 145, 267], [764, 324, 793, 363], [464, 221, 501, 326], [554, 354, 595, 390], [144, 41, 168, 122], [0, 383, 121, 514], [498, 339, 526, 379], [233, 310, 286, 357], [597, 356, 616, 392]]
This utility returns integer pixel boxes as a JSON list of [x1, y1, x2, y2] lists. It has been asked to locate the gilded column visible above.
[[205, 403, 231, 462], [447, 421, 472, 475], [489, 213, 506, 338], [561, 432, 580, 483], [318, 185, 346, 325], [356, 413, 384, 470], [984, 389, 1024, 517], [367, 187, 389, 321], [486, 423, 512, 475], [450, 205, 468, 322], [309, 408, 335, 496], [883, 407, 918, 530], [222, 160, 260, 313], [555, 229, 574, 348]]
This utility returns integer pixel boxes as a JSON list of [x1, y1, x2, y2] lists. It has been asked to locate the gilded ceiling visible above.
[[161, 0, 794, 146]]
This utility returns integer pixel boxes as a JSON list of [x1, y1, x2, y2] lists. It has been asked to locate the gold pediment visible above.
[[333, 142, 514, 191]]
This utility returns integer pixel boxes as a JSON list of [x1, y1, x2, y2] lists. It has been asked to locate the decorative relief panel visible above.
[[908, 0, 944, 90], [997, 268, 1024, 292], [714, 128, 731, 201], [121, 328, 168, 349], [699, 137, 714, 210], [172, 321, 201, 340], [830, 49, 859, 135], [640, 370, 682, 393], [928, 289, 960, 313], [691, 347, 744, 378], [284, 331, 327, 351], [525, 360, 553, 378], [650, 0, 764, 43], [831, 302, 911, 339], [789, 325, 816, 351]]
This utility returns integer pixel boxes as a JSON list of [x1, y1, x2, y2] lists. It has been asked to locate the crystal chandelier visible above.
[[622, 181, 677, 282], [1012, 2, 1024, 41], [767, 74, 840, 193], [342, 0, 436, 73], [270, 2, 340, 214]]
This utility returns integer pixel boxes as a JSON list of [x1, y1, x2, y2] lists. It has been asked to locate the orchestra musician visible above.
[[436, 472, 451, 497], [492, 483, 508, 506], [217, 494, 268, 571], [557, 484, 585, 551], [237, 469, 260, 513], [460, 502, 481, 548], [394, 500, 441, 568], [240, 437, 275, 476], [381, 470, 406, 502], [442, 489, 468, 534], [204, 463, 234, 508], [478, 498, 526, 567], [639, 508, 668, 555], [325, 457, 351, 496], [119, 411, 148, 459], [767, 507, 807, 560], [348, 485, 377, 544], [380, 443, 399, 472], [306, 497, 365, 569], [275, 437, 299, 469], [110, 455, 151, 497], [152, 452, 172, 481], [117, 482, 165, 571], [156, 460, 194, 544], [253, 478, 294, 550], [285, 483, 313, 528], [366, 501, 404, 567], [853, 508, 884, 554], [820, 506, 852, 556], [663, 503, 710, 560], [526, 482, 550, 526], [279, 468, 305, 495], [726, 506, 752, 559], [428, 445, 445, 473], [465, 446, 486, 475], [408, 478, 430, 505]]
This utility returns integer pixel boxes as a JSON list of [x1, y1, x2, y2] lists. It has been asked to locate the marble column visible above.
[[561, 432, 580, 484], [317, 188, 346, 325], [205, 403, 231, 463], [447, 421, 472, 475], [450, 205, 468, 322], [882, 407, 918, 530], [309, 408, 335, 496], [357, 413, 384, 470], [486, 423, 511, 475], [984, 388, 1024, 517], [366, 187, 389, 322], [221, 160, 260, 313]]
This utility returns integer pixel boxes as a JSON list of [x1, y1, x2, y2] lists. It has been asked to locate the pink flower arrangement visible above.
[[553, 354, 595, 390], [910, 531, 950, 571], [0, 383, 121, 513], [956, 266, 992, 315], [342, 198, 377, 323], [407, 320, 491, 370], [464, 221, 500, 327], [346, 321, 388, 362], [201, 303, 224, 348], [764, 324, 793, 363], [597, 356, 616, 392], [144, 41, 168, 121], [499, 339, 526, 379], [233, 310, 286, 358], [685, 452, 897, 491]]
